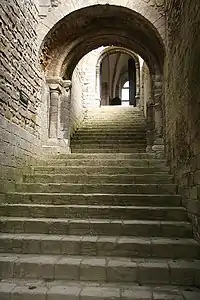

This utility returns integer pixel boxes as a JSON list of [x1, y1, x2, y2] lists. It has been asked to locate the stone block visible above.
[[41, 236, 62, 254], [107, 259, 137, 282], [47, 285, 81, 300], [61, 236, 81, 255], [10, 285, 47, 300], [80, 258, 106, 281], [80, 286, 120, 300], [138, 261, 170, 284], [54, 257, 81, 280]]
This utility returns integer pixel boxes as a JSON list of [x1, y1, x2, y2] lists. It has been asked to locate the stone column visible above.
[[146, 101, 155, 152], [95, 65, 101, 105], [128, 58, 136, 106], [43, 77, 72, 155], [135, 63, 140, 106], [61, 80, 72, 140], [48, 79, 61, 139], [152, 76, 164, 154]]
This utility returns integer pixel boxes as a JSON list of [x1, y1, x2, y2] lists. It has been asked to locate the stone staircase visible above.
[[0, 106, 200, 299]]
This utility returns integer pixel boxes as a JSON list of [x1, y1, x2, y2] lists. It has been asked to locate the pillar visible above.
[[128, 58, 136, 106], [135, 63, 140, 105], [43, 77, 72, 155], [60, 80, 72, 140], [146, 101, 155, 152], [95, 65, 101, 104], [152, 75, 164, 154], [48, 79, 61, 139]]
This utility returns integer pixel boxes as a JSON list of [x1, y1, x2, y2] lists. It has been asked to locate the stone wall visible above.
[[70, 66, 86, 137], [69, 49, 103, 137], [164, 0, 200, 240], [0, 0, 42, 185]]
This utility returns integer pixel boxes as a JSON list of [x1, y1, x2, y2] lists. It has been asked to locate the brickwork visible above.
[[0, 114, 40, 191], [0, 0, 42, 135], [164, 0, 200, 240], [0, 0, 42, 184]]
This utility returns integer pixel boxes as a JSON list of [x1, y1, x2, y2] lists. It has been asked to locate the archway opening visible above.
[[39, 4, 165, 153], [99, 50, 139, 107]]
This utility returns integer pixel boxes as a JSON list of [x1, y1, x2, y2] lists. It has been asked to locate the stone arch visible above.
[[40, 4, 165, 153], [95, 47, 141, 105], [37, 0, 165, 52], [39, 5, 165, 79]]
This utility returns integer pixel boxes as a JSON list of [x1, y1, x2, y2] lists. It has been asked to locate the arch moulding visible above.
[[95, 46, 141, 104]]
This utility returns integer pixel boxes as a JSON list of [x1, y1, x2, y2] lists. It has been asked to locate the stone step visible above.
[[80, 120, 146, 124], [48, 153, 164, 160], [2, 193, 182, 206], [0, 217, 192, 238], [0, 254, 200, 286], [76, 129, 146, 133], [79, 126, 146, 130], [84, 120, 144, 123], [81, 123, 146, 127], [71, 139, 146, 144], [0, 233, 199, 258], [36, 159, 167, 167], [15, 183, 177, 194], [23, 173, 173, 184], [71, 144, 147, 149], [73, 135, 146, 141], [73, 132, 146, 137], [71, 148, 147, 153], [1, 278, 198, 299], [0, 204, 187, 221]]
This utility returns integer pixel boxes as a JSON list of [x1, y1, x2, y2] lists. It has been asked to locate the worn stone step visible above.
[[83, 120, 145, 124], [48, 153, 164, 160], [72, 137, 146, 142], [0, 217, 192, 238], [1, 278, 197, 299], [0, 253, 200, 286], [71, 148, 147, 153], [32, 166, 169, 175], [73, 133, 146, 137], [79, 127, 146, 131], [84, 120, 144, 123], [71, 141, 146, 148], [35, 159, 167, 167], [71, 140, 147, 145], [23, 173, 173, 184], [83, 117, 145, 120], [2, 193, 182, 206], [76, 129, 146, 134], [0, 204, 187, 221], [0, 233, 199, 259], [15, 183, 177, 194]]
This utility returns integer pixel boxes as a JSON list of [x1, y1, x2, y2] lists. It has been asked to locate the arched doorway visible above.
[[39, 4, 165, 153], [95, 47, 140, 107]]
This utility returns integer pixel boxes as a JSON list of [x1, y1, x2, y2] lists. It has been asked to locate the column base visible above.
[[42, 138, 71, 155]]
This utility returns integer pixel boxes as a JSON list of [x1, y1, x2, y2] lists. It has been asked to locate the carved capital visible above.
[[62, 80, 72, 92], [46, 77, 62, 93]]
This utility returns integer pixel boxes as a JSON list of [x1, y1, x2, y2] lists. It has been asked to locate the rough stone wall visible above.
[[0, 0, 42, 186], [164, 0, 200, 240], [69, 49, 103, 137]]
